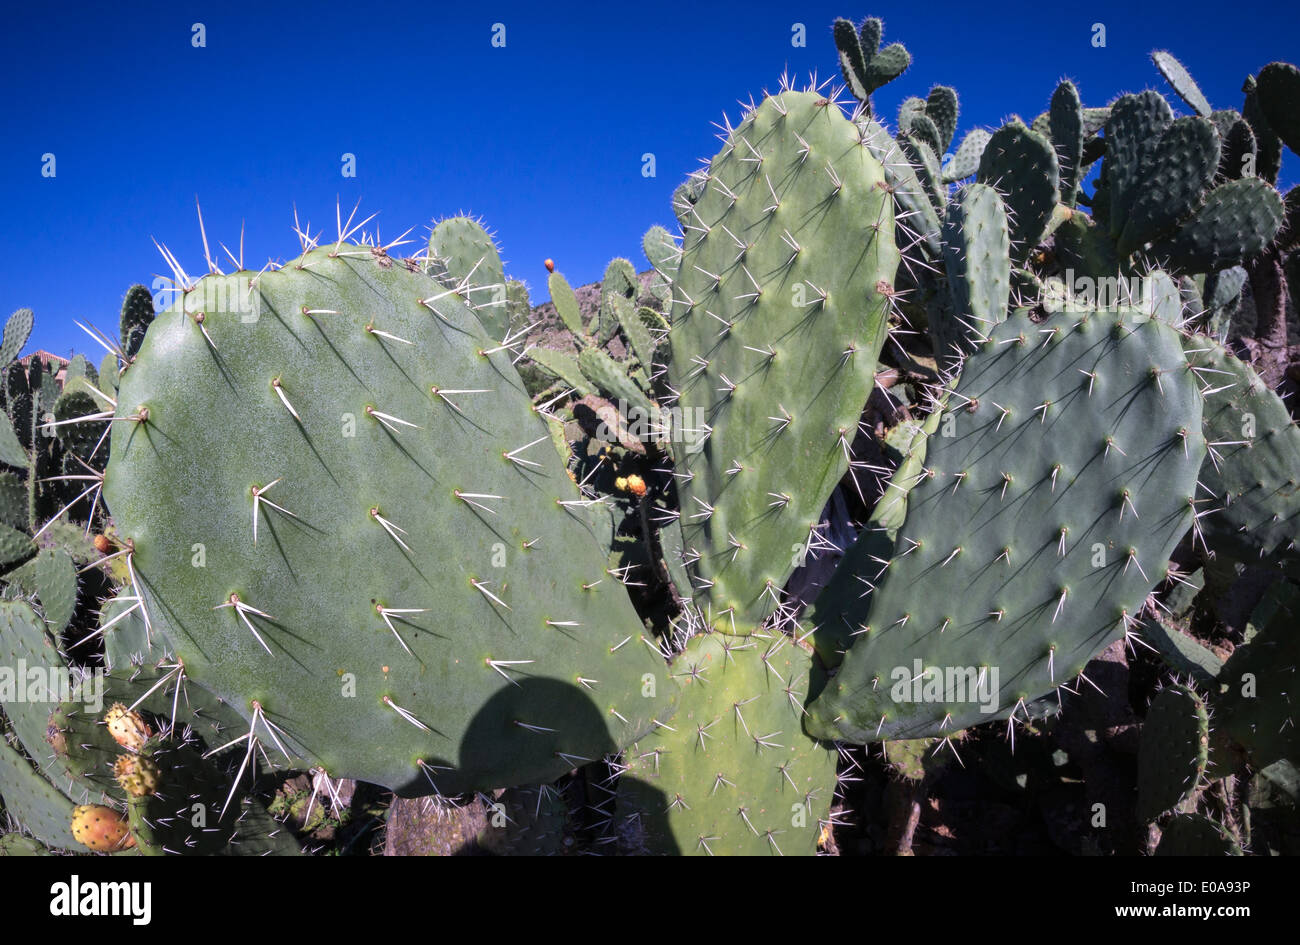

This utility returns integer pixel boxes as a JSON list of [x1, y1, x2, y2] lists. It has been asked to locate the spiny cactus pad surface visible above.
[[667, 89, 898, 633], [616, 631, 837, 855], [102, 244, 674, 795], [807, 308, 1204, 742], [1137, 683, 1210, 821]]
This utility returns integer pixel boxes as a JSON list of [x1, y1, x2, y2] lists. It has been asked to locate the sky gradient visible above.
[[2, 0, 1296, 357]]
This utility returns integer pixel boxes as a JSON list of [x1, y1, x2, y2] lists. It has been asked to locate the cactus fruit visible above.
[[616, 632, 837, 855], [666, 87, 898, 634], [102, 240, 674, 795], [113, 753, 161, 798], [1137, 684, 1211, 821], [806, 307, 1205, 742], [105, 702, 152, 753], [70, 803, 134, 852]]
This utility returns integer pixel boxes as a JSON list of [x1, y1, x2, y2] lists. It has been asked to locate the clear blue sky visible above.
[[2, 1, 1295, 357]]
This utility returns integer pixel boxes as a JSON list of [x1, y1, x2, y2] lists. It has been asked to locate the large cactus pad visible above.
[[103, 244, 674, 795]]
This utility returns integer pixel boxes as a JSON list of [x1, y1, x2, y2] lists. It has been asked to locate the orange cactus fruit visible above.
[[70, 805, 135, 852], [104, 703, 151, 753]]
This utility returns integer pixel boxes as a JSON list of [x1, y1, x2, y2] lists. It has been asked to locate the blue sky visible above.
[[2, 1, 1295, 357]]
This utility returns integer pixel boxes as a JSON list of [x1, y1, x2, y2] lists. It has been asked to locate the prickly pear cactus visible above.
[[807, 307, 1205, 742], [666, 87, 899, 633], [428, 216, 509, 340], [616, 632, 837, 855], [102, 242, 675, 796], [1137, 683, 1210, 821], [1182, 336, 1300, 566]]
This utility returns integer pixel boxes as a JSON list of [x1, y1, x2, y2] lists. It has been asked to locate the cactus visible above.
[[1152, 51, 1213, 117], [0, 308, 32, 366], [1154, 812, 1242, 855], [428, 215, 510, 340], [806, 306, 1205, 742], [616, 632, 837, 855], [125, 735, 301, 856], [1217, 580, 1299, 769], [942, 128, 991, 183], [1137, 684, 1211, 821], [119, 285, 155, 360], [101, 240, 675, 796], [666, 87, 898, 634], [832, 17, 910, 111], [935, 182, 1012, 364], [976, 120, 1060, 261], [0, 739, 78, 850], [1182, 337, 1300, 566], [1254, 62, 1300, 155]]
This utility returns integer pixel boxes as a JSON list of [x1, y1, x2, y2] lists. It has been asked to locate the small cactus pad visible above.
[[1183, 336, 1300, 565], [0, 599, 70, 771], [0, 739, 77, 849], [428, 216, 509, 340], [976, 120, 1060, 260], [1217, 580, 1299, 768], [102, 243, 674, 795], [1152, 51, 1213, 117], [616, 632, 837, 855], [667, 89, 898, 633], [807, 308, 1204, 742], [1137, 683, 1210, 821]]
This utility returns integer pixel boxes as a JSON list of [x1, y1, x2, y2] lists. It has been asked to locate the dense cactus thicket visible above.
[[1, 16, 1297, 856]]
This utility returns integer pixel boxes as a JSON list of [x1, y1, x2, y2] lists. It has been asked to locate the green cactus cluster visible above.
[[2, 15, 1299, 858]]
